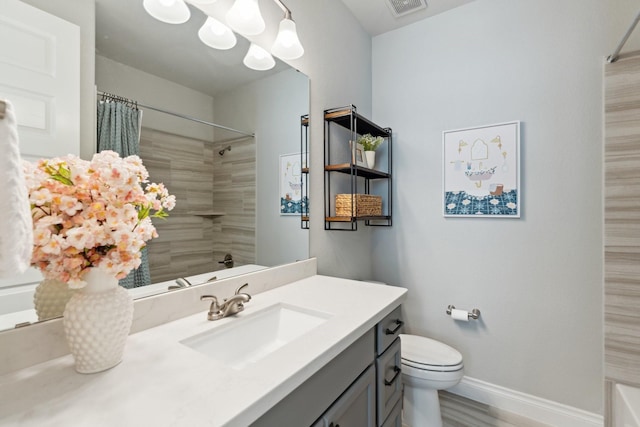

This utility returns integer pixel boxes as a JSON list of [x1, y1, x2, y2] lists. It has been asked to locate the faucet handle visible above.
[[201, 295, 223, 321], [201, 294, 219, 306], [218, 253, 234, 268], [235, 283, 250, 295]]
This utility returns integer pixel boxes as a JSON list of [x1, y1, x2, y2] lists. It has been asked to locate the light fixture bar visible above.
[[142, 0, 305, 70], [272, 0, 292, 19]]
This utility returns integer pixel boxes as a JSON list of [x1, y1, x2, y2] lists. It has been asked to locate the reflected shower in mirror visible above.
[[0, 0, 309, 332]]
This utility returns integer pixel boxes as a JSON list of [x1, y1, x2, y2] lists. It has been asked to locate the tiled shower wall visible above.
[[139, 127, 256, 283], [604, 54, 640, 426], [211, 136, 257, 268]]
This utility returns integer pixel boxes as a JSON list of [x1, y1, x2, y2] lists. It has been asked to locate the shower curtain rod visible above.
[[608, 9, 640, 63], [97, 91, 255, 138]]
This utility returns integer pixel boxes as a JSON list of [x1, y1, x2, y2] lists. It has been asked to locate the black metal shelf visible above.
[[325, 107, 391, 138], [324, 105, 392, 231], [326, 215, 392, 222], [301, 114, 309, 229], [325, 163, 390, 179]]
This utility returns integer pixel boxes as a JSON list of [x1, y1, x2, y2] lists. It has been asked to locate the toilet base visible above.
[[403, 386, 442, 427]]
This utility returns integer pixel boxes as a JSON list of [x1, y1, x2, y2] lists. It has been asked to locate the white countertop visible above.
[[0, 275, 406, 426]]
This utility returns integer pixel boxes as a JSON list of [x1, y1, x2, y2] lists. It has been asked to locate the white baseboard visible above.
[[448, 376, 604, 427]]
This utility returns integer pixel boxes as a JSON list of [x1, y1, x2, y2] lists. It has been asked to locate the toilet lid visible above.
[[400, 334, 463, 368]]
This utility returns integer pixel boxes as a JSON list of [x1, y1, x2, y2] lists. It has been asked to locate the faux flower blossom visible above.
[[23, 151, 175, 288], [357, 133, 384, 151]]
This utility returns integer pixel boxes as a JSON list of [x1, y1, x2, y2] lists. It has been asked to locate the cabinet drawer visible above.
[[312, 364, 376, 427], [376, 305, 404, 355], [376, 337, 402, 426], [381, 399, 402, 427]]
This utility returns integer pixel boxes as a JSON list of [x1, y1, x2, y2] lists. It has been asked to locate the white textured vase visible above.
[[63, 268, 134, 374], [33, 279, 76, 321], [365, 151, 376, 169]]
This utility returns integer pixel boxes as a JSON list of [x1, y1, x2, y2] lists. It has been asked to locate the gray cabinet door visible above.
[[376, 337, 402, 425], [312, 364, 376, 427], [381, 399, 402, 427]]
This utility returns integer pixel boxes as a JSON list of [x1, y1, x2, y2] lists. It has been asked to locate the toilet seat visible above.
[[400, 334, 463, 372]]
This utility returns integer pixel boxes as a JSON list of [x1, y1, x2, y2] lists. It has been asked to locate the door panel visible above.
[[0, 1, 80, 293]]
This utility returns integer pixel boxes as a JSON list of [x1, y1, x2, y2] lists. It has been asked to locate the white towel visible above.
[[0, 100, 33, 277]]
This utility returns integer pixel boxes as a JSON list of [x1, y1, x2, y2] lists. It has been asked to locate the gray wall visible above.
[[237, 0, 376, 280], [213, 69, 309, 267], [255, 70, 309, 266], [370, 0, 626, 414]]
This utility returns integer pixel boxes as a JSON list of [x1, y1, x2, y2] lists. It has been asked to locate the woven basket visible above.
[[335, 194, 382, 217]]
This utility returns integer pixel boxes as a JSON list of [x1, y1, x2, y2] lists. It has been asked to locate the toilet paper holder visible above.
[[446, 305, 481, 320]]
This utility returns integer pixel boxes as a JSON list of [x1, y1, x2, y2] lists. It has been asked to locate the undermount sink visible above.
[[180, 303, 332, 370]]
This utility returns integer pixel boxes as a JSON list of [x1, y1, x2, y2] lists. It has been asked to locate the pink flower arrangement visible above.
[[23, 151, 175, 288]]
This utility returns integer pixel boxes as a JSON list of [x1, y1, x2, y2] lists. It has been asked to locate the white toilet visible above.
[[400, 334, 464, 427]]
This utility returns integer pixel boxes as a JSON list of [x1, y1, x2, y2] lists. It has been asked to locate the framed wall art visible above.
[[443, 121, 520, 218], [280, 152, 307, 215], [349, 141, 368, 168]]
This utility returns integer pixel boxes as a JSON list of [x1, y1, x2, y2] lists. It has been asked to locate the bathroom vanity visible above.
[[254, 305, 404, 427], [0, 261, 406, 426]]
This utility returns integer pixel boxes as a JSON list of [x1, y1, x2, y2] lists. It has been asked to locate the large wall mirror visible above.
[[0, 0, 309, 332]]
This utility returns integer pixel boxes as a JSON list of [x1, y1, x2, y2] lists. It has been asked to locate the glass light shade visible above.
[[143, 0, 191, 24], [198, 17, 237, 50], [243, 43, 275, 71], [226, 0, 265, 36], [271, 18, 304, 60]]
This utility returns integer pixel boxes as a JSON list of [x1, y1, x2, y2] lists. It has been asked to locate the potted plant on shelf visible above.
[[357, 133, 384, 170]]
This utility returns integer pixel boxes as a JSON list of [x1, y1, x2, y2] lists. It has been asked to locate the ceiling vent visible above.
[[385, 0, 427, 18]]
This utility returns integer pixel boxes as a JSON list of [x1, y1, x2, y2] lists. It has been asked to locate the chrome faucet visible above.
[[168, 275, 218, 291], [168, 277, 193, 290], [201, 283, 251, 321]]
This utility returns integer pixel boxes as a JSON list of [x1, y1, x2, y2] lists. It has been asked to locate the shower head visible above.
[[218, 146, 231, 156]]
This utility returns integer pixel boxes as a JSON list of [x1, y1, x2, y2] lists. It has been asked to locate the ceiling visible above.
[[95, 0, 476, 97], [339, 0, 476, 36]]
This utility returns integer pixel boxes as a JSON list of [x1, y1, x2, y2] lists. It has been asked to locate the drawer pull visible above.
[[385, 319, 404, 335], [384, 366, 401, 386]]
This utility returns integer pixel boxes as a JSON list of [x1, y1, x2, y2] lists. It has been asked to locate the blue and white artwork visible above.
[[279, 152, 307, 215], [443, 121, 520, 218]]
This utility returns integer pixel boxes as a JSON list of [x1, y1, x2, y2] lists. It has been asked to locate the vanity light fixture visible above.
[[198, 17, 237, 50], [271, 11, 304, 60], [142, 0, 191, 24], [243, 43, 276, 70], [226, 0, 266, 36], [143, 0, 304, 70]]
